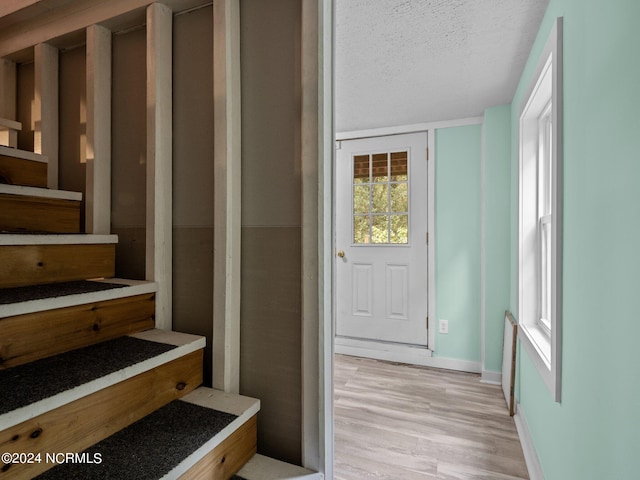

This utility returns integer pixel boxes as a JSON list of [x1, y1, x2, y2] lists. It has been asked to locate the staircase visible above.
[[0, 140, 259, 479]]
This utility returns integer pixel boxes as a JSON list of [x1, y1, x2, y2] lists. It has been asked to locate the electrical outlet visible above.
[[439, 319, 449, 334]]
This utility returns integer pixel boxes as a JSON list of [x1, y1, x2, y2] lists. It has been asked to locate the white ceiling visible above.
[[335, 0, 549, 132]]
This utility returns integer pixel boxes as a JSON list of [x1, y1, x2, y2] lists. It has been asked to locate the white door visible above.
[[335, 132, 429, 346]]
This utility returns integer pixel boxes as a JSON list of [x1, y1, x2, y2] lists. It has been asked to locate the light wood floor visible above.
[[333, 354, 529, 480]]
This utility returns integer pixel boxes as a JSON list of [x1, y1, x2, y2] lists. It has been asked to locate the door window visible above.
[[352, 151, 409, 244]]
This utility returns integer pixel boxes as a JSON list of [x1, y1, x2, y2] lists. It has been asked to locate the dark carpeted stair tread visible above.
[[0, 280, 126, 305], [35, 400, 238, 480], [0, 336, 176, 415]]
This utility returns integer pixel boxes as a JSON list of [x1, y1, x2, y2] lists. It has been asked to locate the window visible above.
[[352, 151, 409, 244], [538, 100, 552, 336], [518, 18, 563, 402]]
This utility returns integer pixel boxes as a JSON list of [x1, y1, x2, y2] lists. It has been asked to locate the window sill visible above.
[[519, 320, 560, 400]]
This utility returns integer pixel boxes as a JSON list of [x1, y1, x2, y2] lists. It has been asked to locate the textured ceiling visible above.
[[335, 0, 549, 132]]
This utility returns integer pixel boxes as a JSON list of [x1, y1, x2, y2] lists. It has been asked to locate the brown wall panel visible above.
[[59, 45, 87, 230], [173, 226, 214, 386], [111, 27, 147, 279], [172, 6, 215, 387], [240, 224, 302, 464], [240, 0, 303, 464]]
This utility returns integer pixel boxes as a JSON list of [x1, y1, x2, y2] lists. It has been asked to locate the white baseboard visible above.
[[335, 337, 481, 373], [480, 369, 502, 385], [514, 403, 545, 480]]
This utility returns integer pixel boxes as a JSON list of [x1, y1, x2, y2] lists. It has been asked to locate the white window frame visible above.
[[518, 17, 563, 402]]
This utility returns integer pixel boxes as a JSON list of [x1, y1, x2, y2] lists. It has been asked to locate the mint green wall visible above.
[[510, 1, 640, 478], [482, 105, 511, 373], [435, 125, 482, 363]]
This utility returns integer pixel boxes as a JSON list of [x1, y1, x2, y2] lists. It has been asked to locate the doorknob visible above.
[[337, 250, 345, 258]]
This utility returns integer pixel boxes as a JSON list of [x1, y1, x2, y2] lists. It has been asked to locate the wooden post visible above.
[[0, 58, 17, 147], [0, 58, 16, 119], [86, 24, 112, 234], [301, 0, 333, 475], [212, 0, 241, 394], [301, 0, 320, 470], [146, 3, 173, 331], [34, 43, 59, 189]]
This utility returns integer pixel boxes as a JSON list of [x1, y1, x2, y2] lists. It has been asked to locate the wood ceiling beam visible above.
[[0, 0, 210, 59]]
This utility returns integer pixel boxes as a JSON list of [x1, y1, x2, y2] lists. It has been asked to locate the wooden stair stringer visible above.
[[0, 131, 262, 479]]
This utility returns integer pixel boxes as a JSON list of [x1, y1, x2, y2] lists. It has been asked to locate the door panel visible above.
[[336, 132, 428, 346], [386, 264, 408, 320], [352, 263, 373, 316]]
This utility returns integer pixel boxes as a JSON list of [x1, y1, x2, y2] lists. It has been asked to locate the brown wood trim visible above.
[[0, 350, 203, 479], [0, 194, 80, 233], [179, 415, 257, 480], [0, 155, 47, 187], [0, 293, 155, 369], [0, 244, 115, 288]]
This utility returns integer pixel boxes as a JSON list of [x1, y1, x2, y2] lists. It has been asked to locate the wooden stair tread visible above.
[[0, 183, 81, 201], [0, 144, 47, 163], [34, 387, 259, 480], [0, 278, 156, 318], [235, 455, 322, 480], [0, 329, 205, 431], [0, 233, 118, 245]]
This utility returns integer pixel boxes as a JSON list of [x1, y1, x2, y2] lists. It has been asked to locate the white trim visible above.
[[335, 337, 481, 373], [427, 129, 436, 351], [0, 183, 81, 201], [514, 403, 545, 480], [336, 116, 483, 141], [480, 370, 502, 385], [319, 0, 334, 477], [480, 119, 486, 373], [0, 233, 117, 245], [145, 2, 173, 331], [212, 0, 241, 394]]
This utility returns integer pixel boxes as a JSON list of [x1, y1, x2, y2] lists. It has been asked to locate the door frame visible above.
[[334, 126, 437, 360], [334, 132, 431, 347]]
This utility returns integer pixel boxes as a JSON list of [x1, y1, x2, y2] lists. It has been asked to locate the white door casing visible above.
[[336, 132, 429, 346]]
